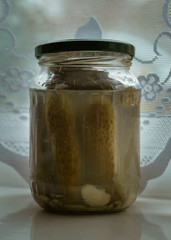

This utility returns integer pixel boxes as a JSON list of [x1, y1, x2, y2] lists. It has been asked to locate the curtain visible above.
[[0, 0, 170, 198]]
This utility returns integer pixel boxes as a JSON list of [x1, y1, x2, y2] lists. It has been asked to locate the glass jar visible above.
[[29, 40, 141, 214]]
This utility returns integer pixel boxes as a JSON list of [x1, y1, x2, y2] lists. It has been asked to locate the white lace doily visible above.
[[0, 110, 29, 156], [140, 113, 171, 167]]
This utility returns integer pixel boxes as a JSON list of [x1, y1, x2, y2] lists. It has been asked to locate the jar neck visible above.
[[38, 51, 132, 69]]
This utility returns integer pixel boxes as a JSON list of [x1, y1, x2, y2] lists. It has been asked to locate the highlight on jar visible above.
[[29, 39, 141, 214]]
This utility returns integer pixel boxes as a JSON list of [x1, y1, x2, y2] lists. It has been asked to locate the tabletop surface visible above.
[[0, 187, 170, 240]]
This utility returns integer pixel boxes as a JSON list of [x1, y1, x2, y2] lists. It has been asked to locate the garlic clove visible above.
[[81, 184, 111, 207]]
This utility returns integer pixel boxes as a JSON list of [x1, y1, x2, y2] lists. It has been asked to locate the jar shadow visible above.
[[0, 200, 167, 240], [30, 208, 142, 240]]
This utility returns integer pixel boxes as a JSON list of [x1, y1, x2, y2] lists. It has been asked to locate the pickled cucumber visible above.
[[45, 93, 82, 202], [30, 91, 54, 197], [79, 89, 140, 208], [79, 94, 115, 201]]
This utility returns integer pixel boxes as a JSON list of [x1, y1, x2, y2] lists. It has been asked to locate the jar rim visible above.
[[35, 39, 135, 58]]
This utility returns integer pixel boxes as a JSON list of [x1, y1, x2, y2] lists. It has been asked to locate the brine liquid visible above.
[[29, 88, 141, 213]]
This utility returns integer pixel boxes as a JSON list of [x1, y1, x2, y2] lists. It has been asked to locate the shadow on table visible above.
[[0, 201, 167, 240], [30, 205, 168, 240], [31, 209, 141, 240]]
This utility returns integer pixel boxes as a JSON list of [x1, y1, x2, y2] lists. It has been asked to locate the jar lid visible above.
[[35, 39, 135, 58]]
